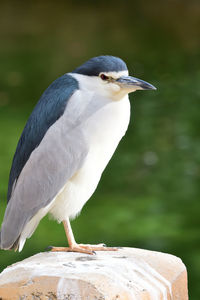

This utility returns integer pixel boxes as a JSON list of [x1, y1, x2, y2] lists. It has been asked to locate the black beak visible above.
[[116, 76, 156, 91]]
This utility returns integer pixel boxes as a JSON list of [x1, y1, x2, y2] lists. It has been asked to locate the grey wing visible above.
[[0, 118, 88, 249]]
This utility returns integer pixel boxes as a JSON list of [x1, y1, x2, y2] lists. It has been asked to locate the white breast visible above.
[[50, 95, 130, 222]]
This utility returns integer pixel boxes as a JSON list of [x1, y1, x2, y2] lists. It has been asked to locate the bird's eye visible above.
[[100, 74, 109, 81]]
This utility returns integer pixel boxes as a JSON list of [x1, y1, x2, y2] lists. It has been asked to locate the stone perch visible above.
[[0, 248, 188, 299]]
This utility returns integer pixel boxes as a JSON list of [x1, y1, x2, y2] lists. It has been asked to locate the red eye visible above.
[[100, 74, 109, 81]]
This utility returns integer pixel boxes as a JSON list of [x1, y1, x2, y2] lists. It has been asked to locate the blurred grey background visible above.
[[0, 1, 200, 298]]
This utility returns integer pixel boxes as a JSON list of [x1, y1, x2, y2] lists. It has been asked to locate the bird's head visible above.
[[71, 55, 156, 101]]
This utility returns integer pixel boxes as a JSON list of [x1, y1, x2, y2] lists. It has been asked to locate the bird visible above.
[[0, 55, 156, 254]]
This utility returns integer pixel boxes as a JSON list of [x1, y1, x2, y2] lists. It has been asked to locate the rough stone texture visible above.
[[0, 247, 188, 300]]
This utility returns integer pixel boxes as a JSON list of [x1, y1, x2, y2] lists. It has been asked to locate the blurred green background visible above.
[[0, 0, 200, 298]]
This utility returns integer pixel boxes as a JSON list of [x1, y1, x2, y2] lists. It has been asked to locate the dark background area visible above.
[[0, 1, 200, 298]]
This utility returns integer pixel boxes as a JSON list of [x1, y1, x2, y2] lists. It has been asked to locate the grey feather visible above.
[[7, 74, 78, 202], [0, 104, 89, 249]]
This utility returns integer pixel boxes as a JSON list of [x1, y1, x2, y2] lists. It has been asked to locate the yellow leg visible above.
[[49, 218, 118, 255]]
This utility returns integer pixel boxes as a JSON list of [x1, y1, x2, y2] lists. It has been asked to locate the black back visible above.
[[7, 74, 78, 202]]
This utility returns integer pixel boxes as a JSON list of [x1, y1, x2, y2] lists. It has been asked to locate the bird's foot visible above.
[[79, 243, 118, 253], [46, 243, 118, 255]]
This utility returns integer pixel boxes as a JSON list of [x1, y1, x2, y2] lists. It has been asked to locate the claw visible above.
[[47, 244, 118, 255], [45, 245, 53, 251], [48, 246, 94, 255]]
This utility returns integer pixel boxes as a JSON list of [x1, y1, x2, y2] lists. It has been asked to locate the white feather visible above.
[[18, 73, 131, 250], [49, 94, 130, 221]]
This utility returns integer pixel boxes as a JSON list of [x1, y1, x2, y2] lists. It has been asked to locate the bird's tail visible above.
[[0, 229, 19, 251]]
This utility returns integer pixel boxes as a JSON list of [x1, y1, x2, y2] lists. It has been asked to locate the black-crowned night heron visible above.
[[0, 56, 156, 254]]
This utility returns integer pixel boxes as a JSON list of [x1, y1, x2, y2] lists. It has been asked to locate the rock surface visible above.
[[0, 247, 188, 300]]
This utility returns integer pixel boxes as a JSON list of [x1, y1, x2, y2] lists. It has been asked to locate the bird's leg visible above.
[[49, 217, 117, 254]]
